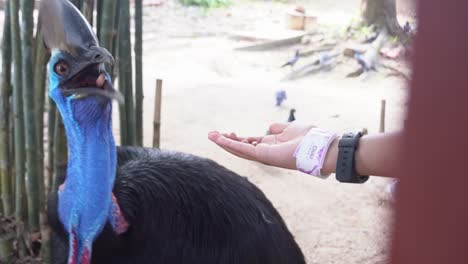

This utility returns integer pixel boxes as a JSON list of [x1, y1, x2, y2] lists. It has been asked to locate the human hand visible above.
[[208, 123, 314, 170]]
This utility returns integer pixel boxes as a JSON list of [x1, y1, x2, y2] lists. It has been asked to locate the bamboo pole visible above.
[[97, 0, 103, 39], [0, 2, 15, 259], [1, 0, 13, 217], [0, 232, 14, 263], [11, 0, 27, 257], [135, 0, 143, 146], [70, 0, 82, 8], [33, 25, 51, 263], [153, 80, 162, 148], [11, 0, 26, 223], [46, 101, 56, 194], [33, 26, 49, 206], [111, 0, 121, 80], [52, 112, 67, 193], [21, 0, 40, 233], [82, 0, 95, 24], [380, 99, 386, 133], [100, 0, 118, 54], [119, 0, 136, 146]]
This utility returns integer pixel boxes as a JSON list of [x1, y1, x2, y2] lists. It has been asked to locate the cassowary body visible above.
[[41, 0, 305, 263], [49, 147, 305, 263]]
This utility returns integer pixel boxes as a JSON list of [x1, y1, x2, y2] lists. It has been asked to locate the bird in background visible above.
[[276, 90, 287, 106], [354, 51, 375, 71], [403, 22, 413, 35], [281, 50, 300, 69], [353, 29, 387, 73], [40, 0, 306, 263], [363, 31, 380, 44], [288, 109, 296, 122]]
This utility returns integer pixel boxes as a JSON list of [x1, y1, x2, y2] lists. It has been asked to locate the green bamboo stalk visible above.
[[134, 0, 143, 146], [114, 0, 126, 145], [97, 0, 103, 39], [116, 57, 127, 145], [10, 0, 26, 224], [70, 0, 82, 8], [111, 0, 121, 80], [119, 0, 136, 146], [111, 0, 121, 59], [33, 23, 51, 262], [11, 0, 28, 257], [52, 111, 67, 193], [21, 0, 40, 233], [82, 0, 95, 24], [1, 0, 13, 217], [33, 26, 49, 206], [46, 101, 56, 194], [8, 110, 15, 203], [100, 0, 118, 53]]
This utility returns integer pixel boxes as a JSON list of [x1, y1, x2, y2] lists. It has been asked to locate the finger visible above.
[[247, 137, 264, 144], [218, 145, 255, 161], [221, 132, 246, 142], [213, 134, 258, 159], [259, 134, 279, 145], [268, 123, 290, 134]]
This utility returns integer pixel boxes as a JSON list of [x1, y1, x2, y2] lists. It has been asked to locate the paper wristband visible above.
[[293, 128, 337, 179]]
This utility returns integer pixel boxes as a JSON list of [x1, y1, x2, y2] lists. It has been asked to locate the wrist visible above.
[[294, 128, 337, 178], [321, 136, 340, 175]]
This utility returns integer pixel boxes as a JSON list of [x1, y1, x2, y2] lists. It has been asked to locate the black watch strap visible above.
[[336, 132, 369, 184]]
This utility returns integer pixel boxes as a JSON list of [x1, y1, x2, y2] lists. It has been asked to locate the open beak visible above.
[[59, 47, 124, 104]]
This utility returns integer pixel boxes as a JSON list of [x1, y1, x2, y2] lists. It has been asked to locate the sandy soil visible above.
[[112, 1, 410, 263]]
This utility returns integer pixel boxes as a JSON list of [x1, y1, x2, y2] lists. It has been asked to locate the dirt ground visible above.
[[121, 0, 410, 263]]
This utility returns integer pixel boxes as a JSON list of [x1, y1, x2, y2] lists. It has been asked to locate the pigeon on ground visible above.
[[288, 109, 296, 122], [276, 90, 287, 107], [281, 50, 300, 68]]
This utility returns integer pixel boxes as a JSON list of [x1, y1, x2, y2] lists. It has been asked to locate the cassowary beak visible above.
[[40, 0, 123, 104]]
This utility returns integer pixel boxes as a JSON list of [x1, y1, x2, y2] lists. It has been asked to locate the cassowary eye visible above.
[[54, 61, 70, 76]]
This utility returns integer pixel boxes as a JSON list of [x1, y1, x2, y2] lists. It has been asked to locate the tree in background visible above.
[[361, 0, 403, 36]]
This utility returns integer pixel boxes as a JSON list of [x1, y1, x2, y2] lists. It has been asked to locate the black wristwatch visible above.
[[336, 132, 369, 184]]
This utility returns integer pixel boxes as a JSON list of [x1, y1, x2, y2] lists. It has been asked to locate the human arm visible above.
[[208, 123, 401, 177]]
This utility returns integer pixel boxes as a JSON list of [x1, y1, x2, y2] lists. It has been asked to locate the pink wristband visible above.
[[294, 128, 337, 178]]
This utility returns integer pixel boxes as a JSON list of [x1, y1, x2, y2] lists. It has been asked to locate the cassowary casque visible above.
[[41, 1, 306, 263]]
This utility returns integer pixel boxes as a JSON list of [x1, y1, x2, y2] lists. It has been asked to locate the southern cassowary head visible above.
[[40, 0, 127, 263]]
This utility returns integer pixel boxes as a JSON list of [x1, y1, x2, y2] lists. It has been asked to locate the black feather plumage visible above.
[[49, 147, 305, 264]]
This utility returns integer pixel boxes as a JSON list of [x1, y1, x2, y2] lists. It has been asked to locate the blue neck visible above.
[[55, 96, 117, 259]]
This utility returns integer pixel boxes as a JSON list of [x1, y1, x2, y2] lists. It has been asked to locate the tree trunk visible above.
[[361, 0, 403, 36]]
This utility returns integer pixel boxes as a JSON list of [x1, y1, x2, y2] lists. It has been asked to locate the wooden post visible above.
[[380, 99, 386, 133], [153, 80, 163, 149]]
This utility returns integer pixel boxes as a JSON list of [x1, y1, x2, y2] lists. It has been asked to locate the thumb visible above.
[[268, 123, 290, 134]]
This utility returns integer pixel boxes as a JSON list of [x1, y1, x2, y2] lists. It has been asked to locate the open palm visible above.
[[208, 123, 314, 170]]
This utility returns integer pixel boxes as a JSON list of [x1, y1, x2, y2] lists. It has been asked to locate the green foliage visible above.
[[179, 0, 231, 8]]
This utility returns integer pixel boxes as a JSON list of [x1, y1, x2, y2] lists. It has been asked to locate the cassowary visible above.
[[40, 1, 306, 263]]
